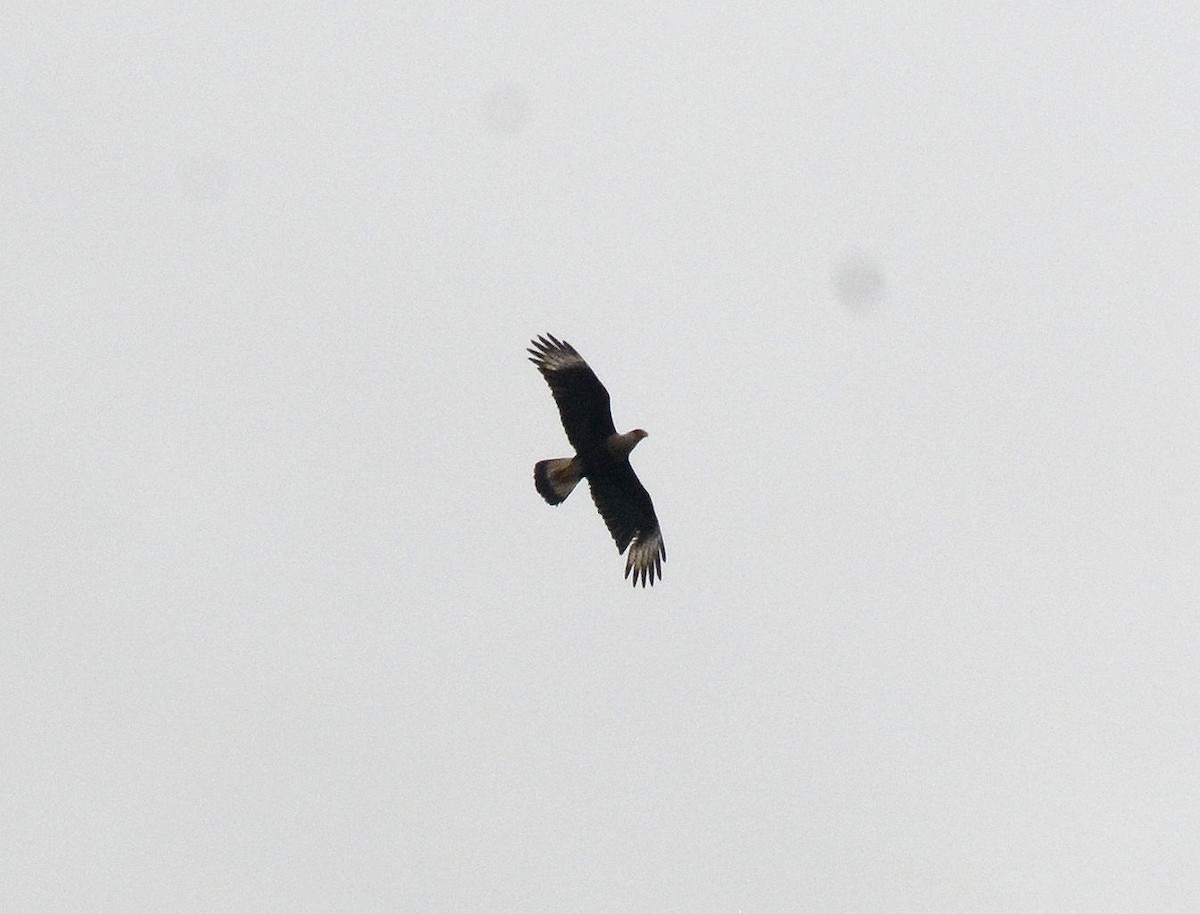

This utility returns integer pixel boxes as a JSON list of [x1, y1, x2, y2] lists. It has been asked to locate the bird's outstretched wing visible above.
[[528, 334, 617, 455], [588, 463, 666, 587]]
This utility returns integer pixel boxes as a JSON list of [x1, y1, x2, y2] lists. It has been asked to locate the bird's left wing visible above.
[[588, 463, 666, 587]]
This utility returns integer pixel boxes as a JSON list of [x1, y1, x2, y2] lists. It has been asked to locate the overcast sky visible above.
[[4, 4, 1198, 911]]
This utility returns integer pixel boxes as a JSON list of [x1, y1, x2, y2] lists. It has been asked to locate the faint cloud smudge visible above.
[[177, 154, 233, 205], [479, 83, 532, 136]]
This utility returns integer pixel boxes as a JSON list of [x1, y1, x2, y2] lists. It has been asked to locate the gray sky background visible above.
[[4, 4, 1198, 911]]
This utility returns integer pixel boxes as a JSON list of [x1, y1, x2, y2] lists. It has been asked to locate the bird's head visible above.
[[607, 428, 649, 459]]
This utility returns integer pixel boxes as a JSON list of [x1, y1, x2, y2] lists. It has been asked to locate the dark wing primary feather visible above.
[[528, 334, 617, 455], [588, 462, 666, 587]]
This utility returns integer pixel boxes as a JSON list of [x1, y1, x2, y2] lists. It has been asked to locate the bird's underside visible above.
[[528, 334, 666, 587]]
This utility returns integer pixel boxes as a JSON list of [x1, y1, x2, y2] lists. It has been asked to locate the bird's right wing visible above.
[[528, 334, 617, 453]]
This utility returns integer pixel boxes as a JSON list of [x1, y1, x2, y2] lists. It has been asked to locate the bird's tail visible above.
[[534, 457, 582, 505]]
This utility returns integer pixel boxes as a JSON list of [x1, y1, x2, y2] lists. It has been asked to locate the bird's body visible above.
[[528, 334, 666, 586]]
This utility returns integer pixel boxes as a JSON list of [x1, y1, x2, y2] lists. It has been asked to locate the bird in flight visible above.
[[528, 334, 666, 586]]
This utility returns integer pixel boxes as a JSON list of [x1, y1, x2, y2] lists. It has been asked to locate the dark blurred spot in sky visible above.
[[833, 255, 885, 311]]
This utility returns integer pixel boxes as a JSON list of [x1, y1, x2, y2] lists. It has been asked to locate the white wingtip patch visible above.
[[528, 334, 588, 373], [542, 350, 584, 370], [623, 528, 666, 587]]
